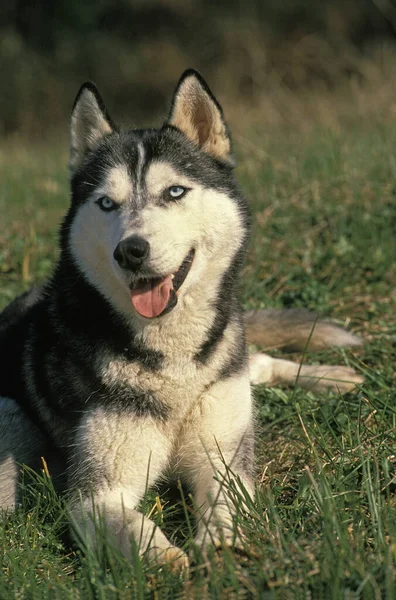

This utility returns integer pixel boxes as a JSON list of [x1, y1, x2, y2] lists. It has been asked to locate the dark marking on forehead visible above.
[[71, 132, 140, 203], [136, 126, 239, 194], [71, 125, 247, 217]]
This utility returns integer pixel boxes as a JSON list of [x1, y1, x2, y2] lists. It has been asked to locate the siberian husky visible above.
[[0, 70, 363, 567]]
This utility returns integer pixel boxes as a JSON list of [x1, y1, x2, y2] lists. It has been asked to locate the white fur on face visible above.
[[139, 161, 245, 298], [145, 162, 193, 196], [69, 159, 245, 323], [69, 165, 135, 315], [100, 164, 132, 205]]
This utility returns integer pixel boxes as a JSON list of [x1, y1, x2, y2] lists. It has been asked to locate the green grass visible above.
[[0, 124, 395, 599]]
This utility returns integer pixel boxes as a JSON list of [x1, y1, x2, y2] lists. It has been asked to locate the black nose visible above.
[[113, 236, 150, 270]]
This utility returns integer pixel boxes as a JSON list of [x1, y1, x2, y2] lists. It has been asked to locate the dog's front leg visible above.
[[177, 373, 254, 550], [68, 407, 187, 568]]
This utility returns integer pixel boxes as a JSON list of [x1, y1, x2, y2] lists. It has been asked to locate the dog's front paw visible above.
[[195, 523, 245, 554], [145, 544, 189, 571]]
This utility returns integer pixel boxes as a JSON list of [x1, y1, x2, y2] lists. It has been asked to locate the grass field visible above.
[[0, 121, 395, 599]]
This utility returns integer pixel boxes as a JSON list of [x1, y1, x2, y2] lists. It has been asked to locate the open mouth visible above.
[[129, 249, 195, 319]]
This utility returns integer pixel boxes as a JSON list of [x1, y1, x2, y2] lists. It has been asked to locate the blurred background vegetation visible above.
[[2, 0, 396, 138]]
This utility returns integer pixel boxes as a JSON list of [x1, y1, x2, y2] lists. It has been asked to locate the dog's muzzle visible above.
[[113, 243, 195, 319]]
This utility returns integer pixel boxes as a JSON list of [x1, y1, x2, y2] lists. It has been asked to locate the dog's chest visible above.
[[97, 316, 241, 418], [100, 352, 210, 415]]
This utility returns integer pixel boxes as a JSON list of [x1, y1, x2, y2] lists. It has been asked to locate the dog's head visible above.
[[66, 70, 249, 321]]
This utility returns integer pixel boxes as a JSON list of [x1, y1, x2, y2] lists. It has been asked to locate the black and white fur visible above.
[[0, 70, 363, 567]]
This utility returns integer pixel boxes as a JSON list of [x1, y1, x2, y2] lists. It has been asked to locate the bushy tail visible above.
[[244, 309, 362, 352]]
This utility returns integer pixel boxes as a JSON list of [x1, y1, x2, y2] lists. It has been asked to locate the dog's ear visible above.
[[69, 82, 115, 174], [168, 69, 234, 166]]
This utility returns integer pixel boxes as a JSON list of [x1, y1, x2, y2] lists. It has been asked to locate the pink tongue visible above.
[[131, 275, 173, 318]]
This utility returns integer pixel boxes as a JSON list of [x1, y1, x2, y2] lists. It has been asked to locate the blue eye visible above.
[[168, 186, 188, 200], [96, 196, 118, 212]]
